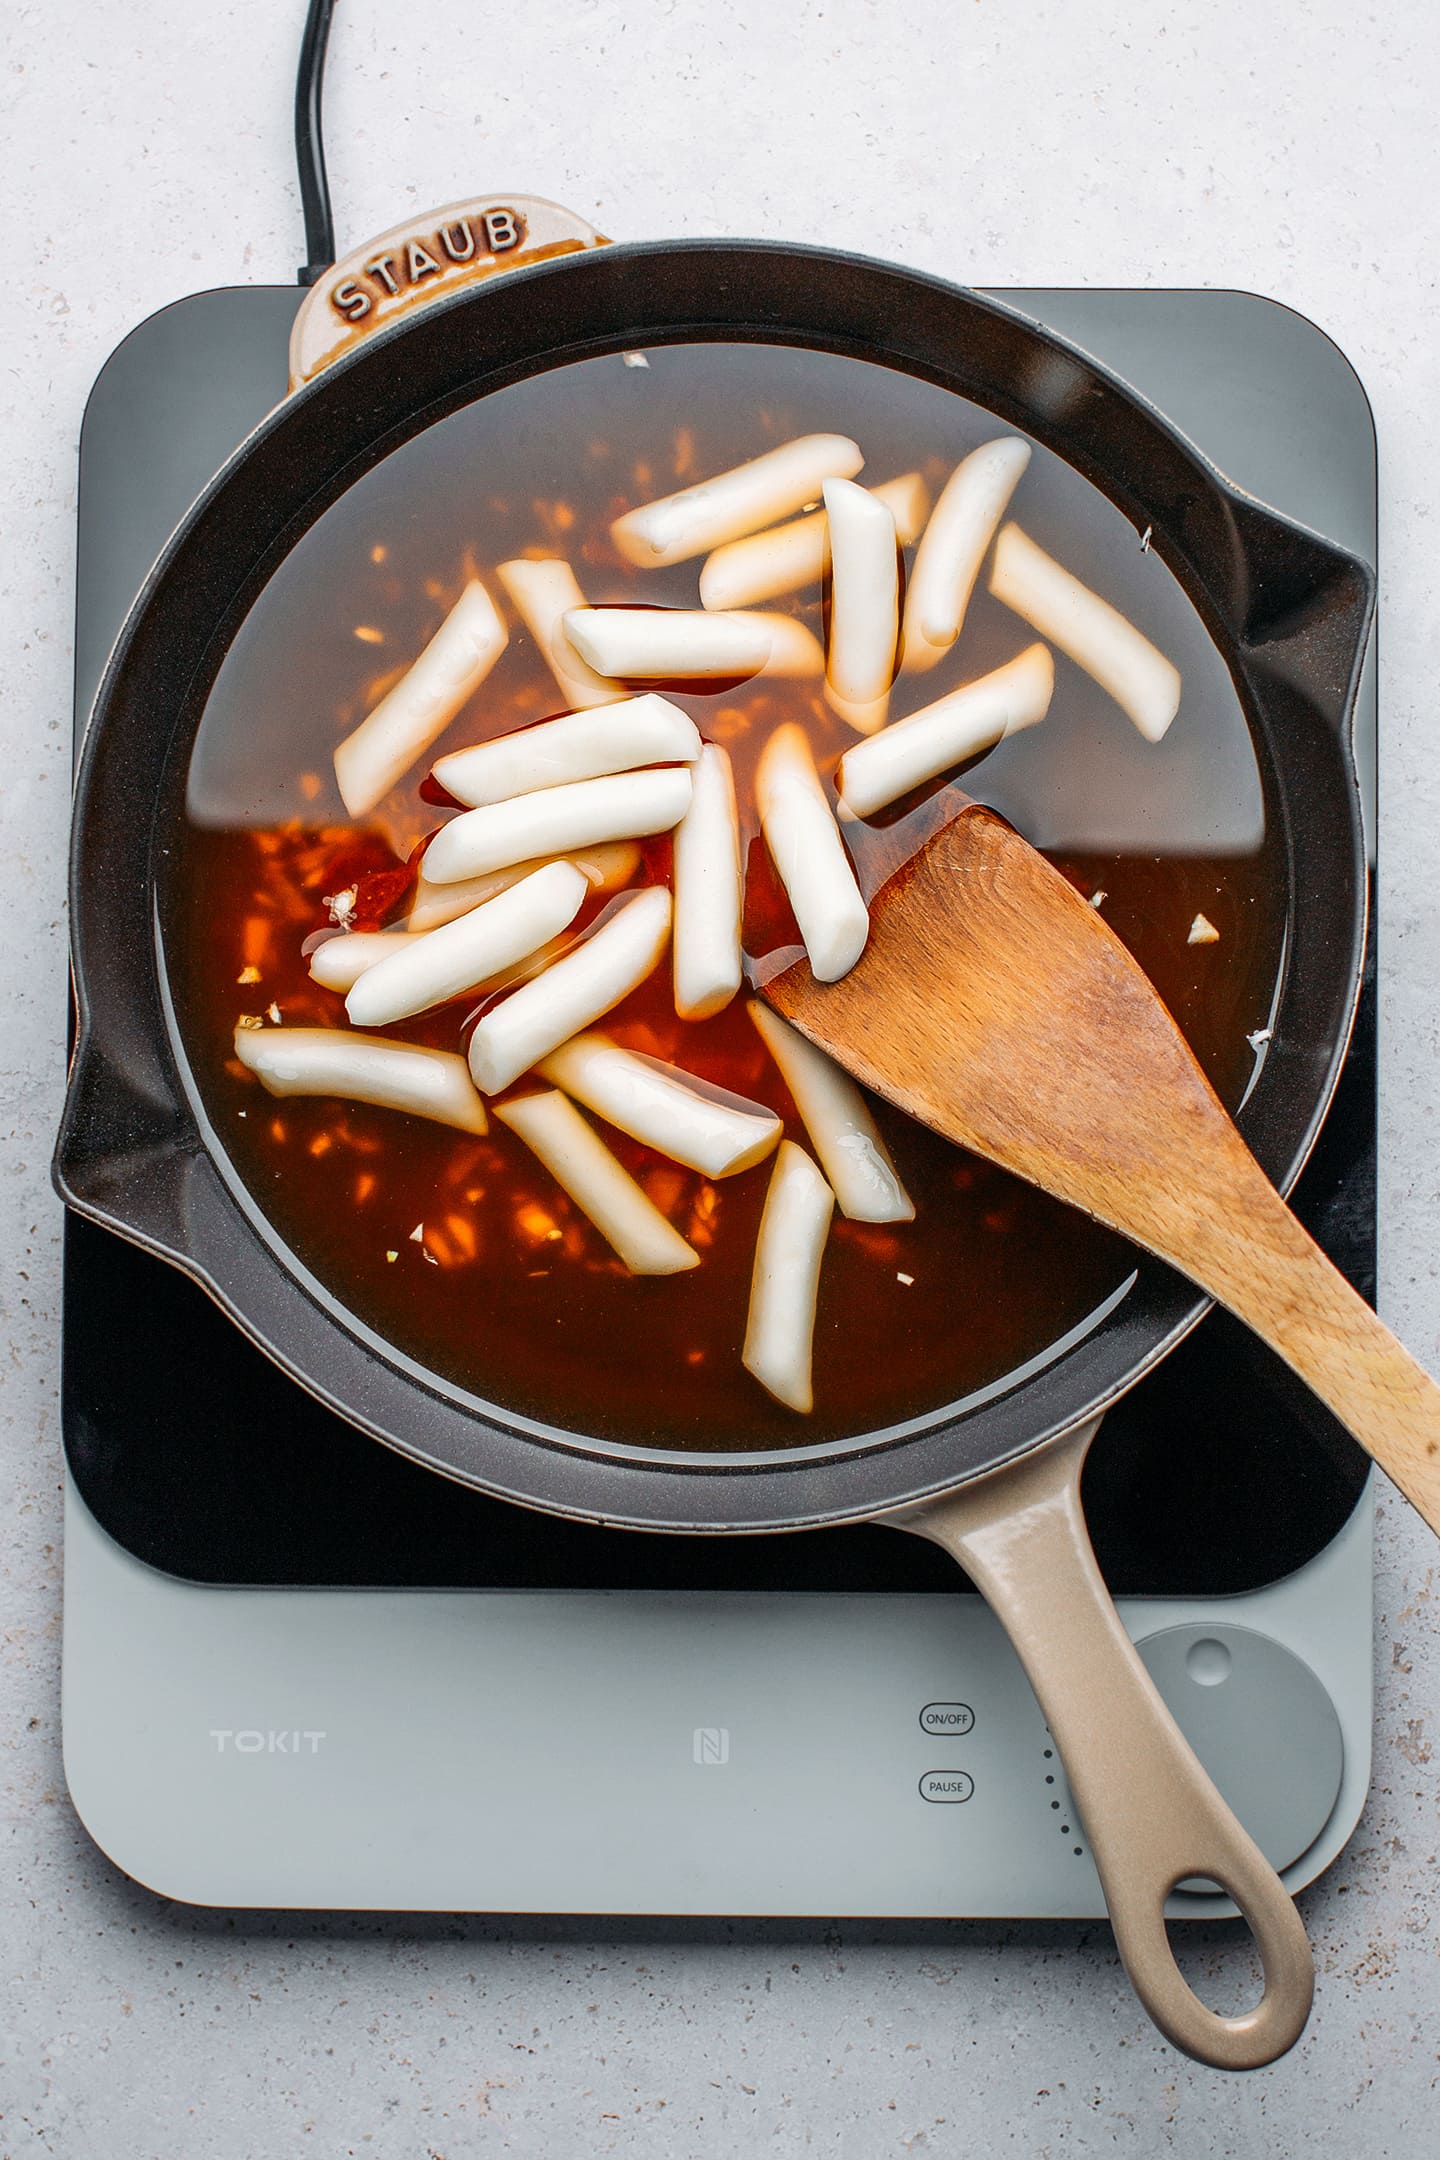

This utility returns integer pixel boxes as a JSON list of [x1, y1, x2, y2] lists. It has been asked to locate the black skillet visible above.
[[53, 199, 1371, 2067]]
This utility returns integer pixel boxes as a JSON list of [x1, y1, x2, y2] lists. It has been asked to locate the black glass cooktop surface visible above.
[[62, 284, 1375, 1595]]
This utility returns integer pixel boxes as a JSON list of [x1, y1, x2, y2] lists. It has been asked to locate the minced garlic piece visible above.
[[516, 1201, 563, 1246], [1188, 913, 1220, 945]]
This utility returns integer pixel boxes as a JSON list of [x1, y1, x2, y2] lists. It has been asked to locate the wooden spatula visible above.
[[762, 795, 1440, 1537]]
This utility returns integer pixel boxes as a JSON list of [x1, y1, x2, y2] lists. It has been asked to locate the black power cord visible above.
[[295, 0, 338, 285]]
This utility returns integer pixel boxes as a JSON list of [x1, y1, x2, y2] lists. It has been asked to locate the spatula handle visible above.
[[892, 1421, 1314, 2071], [1170, 1153, 1440, 1537]]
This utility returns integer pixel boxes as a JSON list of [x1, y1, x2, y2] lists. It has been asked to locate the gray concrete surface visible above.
[[3, 2, 1439, 2153]]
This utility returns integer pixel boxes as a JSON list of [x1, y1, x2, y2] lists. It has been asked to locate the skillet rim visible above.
[[53, 238, 1375, 1531]]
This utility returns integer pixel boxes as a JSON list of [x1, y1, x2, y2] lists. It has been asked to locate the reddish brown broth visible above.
[[173, 343, 1285, 1453]]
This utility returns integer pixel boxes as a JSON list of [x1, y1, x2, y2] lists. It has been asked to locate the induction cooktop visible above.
[[60, 280, 1377, 1916]]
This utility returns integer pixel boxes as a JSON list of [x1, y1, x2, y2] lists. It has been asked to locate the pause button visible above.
[[919, 1770, 975, 1804]]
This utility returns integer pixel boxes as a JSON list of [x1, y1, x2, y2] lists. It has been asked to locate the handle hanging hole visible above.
[[1164, 1906, 1266, 2020]]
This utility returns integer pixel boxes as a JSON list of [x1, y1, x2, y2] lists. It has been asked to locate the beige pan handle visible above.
[[888, 1420, 1313, 2069], [287, 194, 609, 388]]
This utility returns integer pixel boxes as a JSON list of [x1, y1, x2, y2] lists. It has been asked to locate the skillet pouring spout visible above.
[[763, 795, 1440, 1540]]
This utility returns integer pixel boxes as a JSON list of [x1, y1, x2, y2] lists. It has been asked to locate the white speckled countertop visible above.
[[4, 1, 1440, 2152]]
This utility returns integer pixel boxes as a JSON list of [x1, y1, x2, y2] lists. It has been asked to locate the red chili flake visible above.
[[418, 772, 466, 811], [637, 832, 674, 886], [301, 835, 387, 893], [306, 836, 418, 930], [742, 832, 802, 957], [349, 861, 416, 929]]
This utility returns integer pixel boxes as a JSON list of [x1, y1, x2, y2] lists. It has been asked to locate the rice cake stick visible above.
[[333, 579, 508, 818], [233, 1025, 487, 1133], [564, 610, 822, 679], [309, 932, 411, 993], [698, 472, 930, 612], [496, 557, 627, 709], [742, 1140, 835, 1414], [433, 694, 700, 809], [755, 723, 868, 983], [837, 643, 1055, 818], [901, 439, 1031, 674], [422, 767, 692, 884], [743, 614, 826, 678], [990, 524, 1182, 742], [823, 477, 899, 734], [611, 433, 863, 568], [467, 887, 672, 1094], [538, 1033, 780, 1177], [346, 861, 588, 1028], [496, 1091, 698, 1275], [406, 840, 640, 935], [315, 928, 577, 1008], [563, 608, 771, 683], [672, 743, 743, 1020], [747, 1001, 913, 1223]]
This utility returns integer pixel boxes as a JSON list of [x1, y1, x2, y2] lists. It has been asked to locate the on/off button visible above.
[[919, 1702, 975, 1737], [919, 1770, 975, 1804]]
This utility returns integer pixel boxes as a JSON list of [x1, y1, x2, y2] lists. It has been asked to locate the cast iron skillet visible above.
[[54, 225, 1373, 2068]]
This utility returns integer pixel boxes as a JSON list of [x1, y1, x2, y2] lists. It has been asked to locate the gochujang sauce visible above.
[[172, 344, 1285, 1453]]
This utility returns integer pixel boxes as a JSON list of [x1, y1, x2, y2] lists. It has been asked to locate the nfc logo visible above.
[[692, 1726, 730, 1766]]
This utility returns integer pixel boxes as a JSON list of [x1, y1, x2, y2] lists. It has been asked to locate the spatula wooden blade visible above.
[[761, 797, 1440, 1541], [763, 798, 1235, 1245]]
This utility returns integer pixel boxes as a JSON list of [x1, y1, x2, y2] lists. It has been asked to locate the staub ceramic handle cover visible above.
[[888, 1421, 1315, 2070], [287, 194, 609, 388]]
